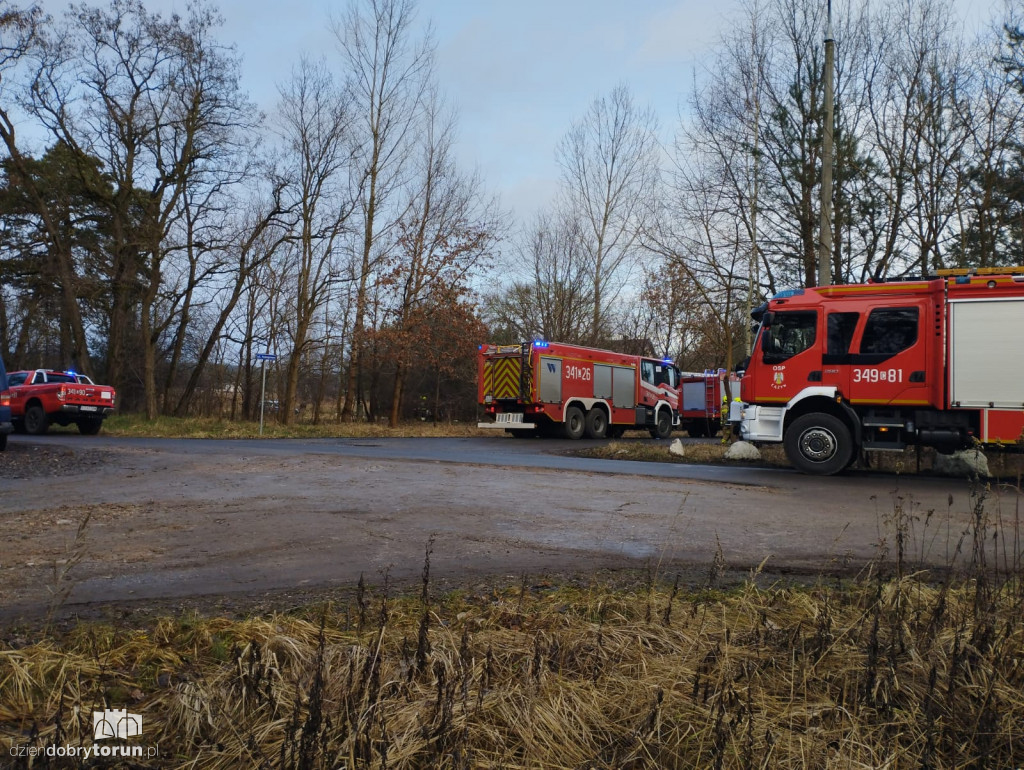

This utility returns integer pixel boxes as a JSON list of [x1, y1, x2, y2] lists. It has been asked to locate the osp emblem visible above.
[[771, 369, 785, 389]]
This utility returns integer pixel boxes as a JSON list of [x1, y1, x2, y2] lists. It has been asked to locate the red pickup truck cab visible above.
[[5, 369, 117, 435]]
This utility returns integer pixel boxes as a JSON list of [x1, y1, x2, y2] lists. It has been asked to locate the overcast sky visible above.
[[38, 0, 1008, 221]]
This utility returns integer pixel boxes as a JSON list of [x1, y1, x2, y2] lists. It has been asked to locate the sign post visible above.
[[255, 352, 276, 435]]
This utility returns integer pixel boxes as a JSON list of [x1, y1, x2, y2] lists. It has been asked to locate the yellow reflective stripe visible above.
[[490, 357, 522, 399], [817, 283, 931, 296]]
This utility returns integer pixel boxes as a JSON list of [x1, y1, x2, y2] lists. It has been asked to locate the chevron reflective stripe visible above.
[[485, 357, 523, 399]]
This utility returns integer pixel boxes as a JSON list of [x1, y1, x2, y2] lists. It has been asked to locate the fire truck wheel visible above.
[[584, 408, 608, 439], [784, 413, 853, 476], [24, 405, 49, 435], [649, 409, 672, 440], [563, 406, 586, 440]]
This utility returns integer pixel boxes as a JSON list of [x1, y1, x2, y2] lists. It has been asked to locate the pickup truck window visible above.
[[44, 373, 75, 383], [8, 372, 27, 386]]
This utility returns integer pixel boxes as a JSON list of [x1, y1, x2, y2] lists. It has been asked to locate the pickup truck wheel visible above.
[[562, 406, 586, 440], [78, 417, 103, 435], [0, 433, 7, 451], [784, 412, 853, 476], [606, 426, 626, 439], [584, 408, 608, 439], [24, 405, 49, 435], [649, 409, 672, 440]]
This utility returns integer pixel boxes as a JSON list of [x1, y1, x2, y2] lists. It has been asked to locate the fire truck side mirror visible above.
[[761, 311, 775, 328]]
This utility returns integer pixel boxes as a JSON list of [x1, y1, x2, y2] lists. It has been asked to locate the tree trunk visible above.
[[341, 191, 376, 422], [389, 361, 405, 427]]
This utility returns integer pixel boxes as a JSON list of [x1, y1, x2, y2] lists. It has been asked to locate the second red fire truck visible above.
[[732, 268, 1024, 474], [478, 341, 693, 439]]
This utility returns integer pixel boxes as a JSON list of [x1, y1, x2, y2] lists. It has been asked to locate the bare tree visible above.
[[333, 0, 432, 421], [484, 214, 593, 344], [380, 88, 499, 426], [556, 83, 659, 344], [951, 17, 1024, 267], [172, 186, 291, 416], [646, 158, 750, 374], [274, 57, 355, 424], [862, 0, 969, 276]]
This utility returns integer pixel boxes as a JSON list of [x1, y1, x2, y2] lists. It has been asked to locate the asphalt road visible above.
[[1, 434, 1014, 618]]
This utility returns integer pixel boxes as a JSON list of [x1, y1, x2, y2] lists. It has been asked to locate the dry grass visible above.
[[3, 493, 1024, 769], [100, 414, 493, 440]]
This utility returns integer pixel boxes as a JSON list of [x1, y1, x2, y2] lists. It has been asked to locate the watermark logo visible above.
[[10, 707, 158, 761], [93, 709, 143, 741]]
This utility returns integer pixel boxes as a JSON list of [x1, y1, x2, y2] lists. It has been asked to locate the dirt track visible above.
[[0, 436, 1012, 621]]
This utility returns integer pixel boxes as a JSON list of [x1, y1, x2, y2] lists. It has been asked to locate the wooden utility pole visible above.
[[818, 0, 835, 287], [745, 0, 762, 354]]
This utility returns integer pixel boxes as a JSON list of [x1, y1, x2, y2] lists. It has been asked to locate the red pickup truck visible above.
[[4, 369, 117, 435]]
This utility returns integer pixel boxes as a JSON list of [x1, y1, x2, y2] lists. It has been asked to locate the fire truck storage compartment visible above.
[[595, 365, 613, 400], [539, 357, 561, 403], [611, 365, 636, 408], [949, 298, 1024, 408], [595, 364, 638, 407], [682, 380, 708, 412]]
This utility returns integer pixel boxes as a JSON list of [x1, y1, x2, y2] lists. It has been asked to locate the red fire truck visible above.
[[679, 370, 726, 437], [732, 268, 1024, 474], [478, 341, 684, 439]]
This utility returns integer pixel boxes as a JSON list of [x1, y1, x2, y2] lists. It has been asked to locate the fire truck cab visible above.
[[733, 270, 1024, 474]]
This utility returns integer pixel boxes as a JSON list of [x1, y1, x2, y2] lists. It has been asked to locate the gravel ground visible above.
[[0, 440, 112, 478]]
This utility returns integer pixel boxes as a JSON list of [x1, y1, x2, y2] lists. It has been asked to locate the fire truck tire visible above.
[[24, 405, 49, 435], [563, 406, 586, 440], [649, 409, 672, 440], [784, 412, 853, 476], [607, 426, 626, 439], [584, 408, 608, 439]]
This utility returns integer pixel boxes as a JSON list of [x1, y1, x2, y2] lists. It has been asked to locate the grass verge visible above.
[[98, 414, 493, 440], [4, 488, 1024, 769], [3, 571, 1022, 768]]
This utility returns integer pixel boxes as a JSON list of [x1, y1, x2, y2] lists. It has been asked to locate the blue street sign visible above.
[[255, 353, 277, 361]]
